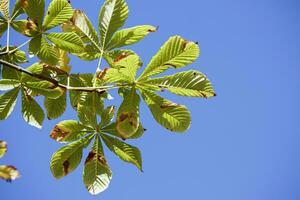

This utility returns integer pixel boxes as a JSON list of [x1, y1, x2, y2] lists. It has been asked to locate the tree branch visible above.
[[0, 59, 123, 93]]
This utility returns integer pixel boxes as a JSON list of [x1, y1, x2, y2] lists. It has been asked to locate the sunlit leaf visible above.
[[44, 91, 66, 120], [116, 88, 140, 139], [29, 36, 59, 65], [106, 25, 157, 50], [139, 36, 200, 80], [0, 165, 20, 182], [145, 70, 216, 98], [0, 87, 19, 120], [0, 0, 9, 19], [43, 0, 73, 30], [47, 32, 84, 53], [25, 81, 64, 99], [69, 10, 100, 51], [0, 79, 20, 91], [50, 120, 93, 143], [22, 0, 45, 28], [0, 140, 7, 158], [0, 18, 7, 37], [101, 134, 142, 171], [140, 89, 191, 132], [21, 88, 45, 128], [11, 20, 38, 37], [99, 0, 128, 47], [11, 0, 24, 21], [102, 122, 145, 139], [83, 136, 112, 195], [50, 134, 93, 179], [98, 105, 115, 128]]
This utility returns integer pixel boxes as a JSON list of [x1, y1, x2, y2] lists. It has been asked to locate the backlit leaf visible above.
[[0, 140, 7, 158], [139, 36, 200, 80], [21, 89, 45, 128], [106, 25, 157, 50], [50, 134, 93, 179], [0, 79, 20, 91], [101, 134, 142, 171], [0, 165, 20, 182], [50, 120, 93, 143], [47, 32, 84, 53], [22, 0, 45, 28], [44, 91, 66, 120], [43, 0, 73, 30], [83, 136, 112, 195], [140, 89, 191, 132], [145, 70, 216, 98], [0, 87, 19, 120], [116, 88, 140, 139], [99, 0, 128, 47]]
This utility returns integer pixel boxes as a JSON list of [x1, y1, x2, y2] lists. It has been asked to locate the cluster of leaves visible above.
[[0, 140, 20, 182], [0, 0, 215, 195]]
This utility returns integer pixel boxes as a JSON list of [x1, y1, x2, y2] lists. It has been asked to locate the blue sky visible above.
[[1, 0, 300, 199]]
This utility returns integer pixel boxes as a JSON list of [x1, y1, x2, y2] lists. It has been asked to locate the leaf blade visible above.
[[101, 134, 142, 171], [139, 36, 200, 80], [43, 0, 73, 30]]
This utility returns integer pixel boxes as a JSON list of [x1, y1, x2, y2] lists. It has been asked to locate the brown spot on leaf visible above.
[[63, 160, 70, 175], [182, 40, 189, 50], [50, 125, 69, 142], [97, 68, 109, 80], [113, 53, 129, 63], [147, 27, 157, 32], [119, 113, 129, 122], [85, 152, 96, 164], [98, 155, 107, 166], [21, 0, 28, 8]]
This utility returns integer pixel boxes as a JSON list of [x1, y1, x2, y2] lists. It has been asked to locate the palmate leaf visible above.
[[139, 36, 200, 80], [116, 88, 140, 139], [140, 89, 191, 132], [0, 0, 9, 19], [99, 0, 128, 48], [0, 87, 19, 120], [50, 134, 94, 179], [22, 0, 45, 27], [0, 140, 7, 158], [43, 0, 73, 31], [47, 32, 84, 53], [106, 25, 157, 50], [0, 165, 20, 182], [101, 134, 142, 171], [50, 120, 93, 143], [145, 70, 216, 98], [0, 79, 20, 91], [83, 136, 112, 195], [44, 91, 66, 120], [21, 89, 45, 129]]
